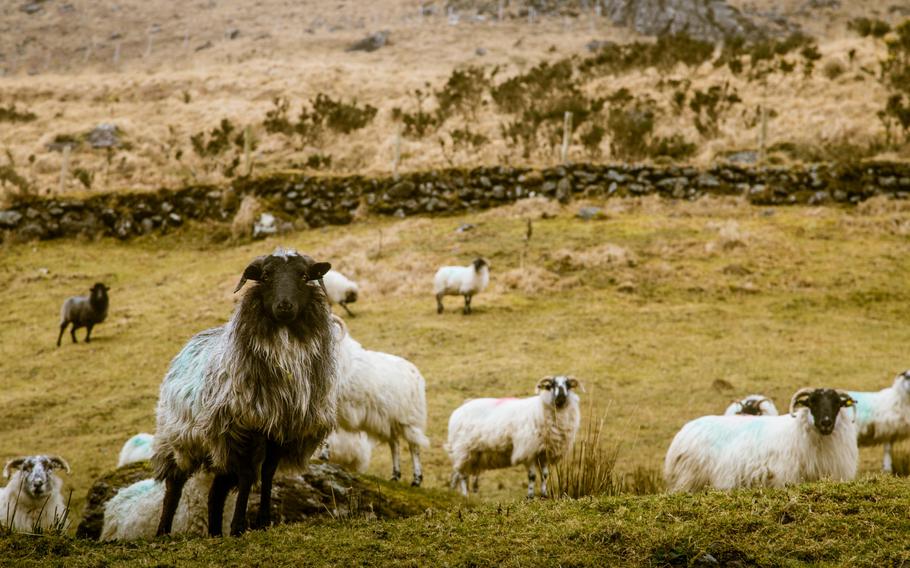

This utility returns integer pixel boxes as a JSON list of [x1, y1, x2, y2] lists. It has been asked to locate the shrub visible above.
[[435, 66, 492, 121], [263, 97, 296, 136], [689, 83, 741, 138], [579, 33, 714, 76], [605, 90, 656, 161], [848, 17, 891, 39], [190, 118, 236, 158], [822, 59, 846, 80], [878, 20, 910, 145], [0, 104, 37, 123], [393, 87, 440, 138], [310, 94, 377, 134], [551, 409, 621, 499]]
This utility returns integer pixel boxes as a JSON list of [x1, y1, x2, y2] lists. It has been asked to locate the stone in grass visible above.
[[87, 124, 120, 149], [576, 206, 606, 221], [253, 212, 278, 239], [346, 31, 389, 53], [456, 223, 475, 233]]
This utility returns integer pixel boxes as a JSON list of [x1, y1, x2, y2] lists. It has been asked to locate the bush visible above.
[[0, 104, 37, 123], [848, 17, 891, 39], [605, 90, 656, 161], [878, 20, 910, 144], [393, 87, 440, 138], [579, 33, 714, 76], [263, 97, 295, 136], [551, 409, 621, 499], [689, 83, 741, 138], [822, 59, 846, 80], [309, 94, 377, 134], [435, 66, 491, 121]]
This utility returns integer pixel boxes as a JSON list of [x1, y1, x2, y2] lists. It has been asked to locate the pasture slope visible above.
[[1, 194, 910, 565]]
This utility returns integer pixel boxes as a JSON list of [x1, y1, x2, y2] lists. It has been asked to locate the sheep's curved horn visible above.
[[3, 457, 27, 478], [234, 255, 267, 293], [789, 388, 815, 417], [566, 376, 585, 393], [330, 314, 348, 342], [837, 390, 858, 423], [46, 456, 71, 474], [536, 376, 555, 392]]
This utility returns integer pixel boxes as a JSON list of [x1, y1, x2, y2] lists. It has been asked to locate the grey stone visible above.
[[253, 213, 278, 239], [809, 190, 830, 205], [87, 123, 120, 149], [492, 185, 505, 199], [602, 0, 779, 42], [140, 218, 155, 234], [20, 2, 43, 14], [696, 173, 720, 188], [167, 213, 183, 226], [556, 177, 572, 204], [0, 210, 23, 228], [456, 223, 475, 233], [346, 31, 390, 52], [475, 47, 487, 56], [725, 151, 759, 164], [576, 206, 605, 221]]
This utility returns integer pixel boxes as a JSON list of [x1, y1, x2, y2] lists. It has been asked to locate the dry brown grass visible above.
[[0, 0, 906, 200]]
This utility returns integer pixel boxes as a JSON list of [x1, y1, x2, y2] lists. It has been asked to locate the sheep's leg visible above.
[[526, 466, 536, 499], [70, 324, 79, 344], [409, 443, 423, 487], [156, 471, 188, 536], [207, 472, 237, 537], [256, 442, 282, 530], [85, 323, 94, 343], [471, 475, 480, 494], [230, 469, 255, 537], [883, 442, 894, 474], [390, 440, 401, 482], [463, 294, 472, 315], [436, 293, 445, 314], [452, 471, 468, 496], [56, 323, 67, 347], [340, 302, 356, 317], [538, 461, 549, 498]]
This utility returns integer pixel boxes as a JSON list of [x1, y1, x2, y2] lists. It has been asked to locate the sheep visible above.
[[319, 430, 374, 474], [847, 370, 910, 473], [56, 282, 109, 347], [446, 375, 582, 498], [323, 269, 360, 317], [117, 433, 155, 467], [723, 394, 779, 417], [152, 247, 337, 537], [1, 455, 71, 533], [331, 315, 429, 486], [101, 472, 235, 541], [664, 388, 858, 493], [434, 258, 489, 314]]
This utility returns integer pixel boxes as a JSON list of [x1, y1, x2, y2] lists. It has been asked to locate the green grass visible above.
[[2, 195, 910, 564]]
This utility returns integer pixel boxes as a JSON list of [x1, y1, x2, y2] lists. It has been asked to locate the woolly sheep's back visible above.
[[446, 396, 542, 474], [326, 430, 373, 474], [117, 433, 155, 467], [847, 388, 910, 446]]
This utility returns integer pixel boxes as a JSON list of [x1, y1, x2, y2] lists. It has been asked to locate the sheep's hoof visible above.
[[411, 475, 423, 487], [230, 523, 247, 537], [391, 472, 401, 482], [437, 307, 443, 314]]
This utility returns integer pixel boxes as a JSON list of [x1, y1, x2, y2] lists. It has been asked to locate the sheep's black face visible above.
[[473, 258, 488, 271], [90, 283, 109, 301], [738, 399, 766, 416], [344, 289, 358, 304], [537, 375, 581, 409], [4, 456, 69, 499], [235, 249, 331, 324], [897, 371, 910, 395], [792, 389, 855, 435]]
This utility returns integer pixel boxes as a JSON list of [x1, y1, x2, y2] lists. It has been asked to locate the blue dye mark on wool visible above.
[[165, 327, 223, 403], [121, 478, 157, 498], [130, 436, 149, 447], [847, 391, 876, 425]]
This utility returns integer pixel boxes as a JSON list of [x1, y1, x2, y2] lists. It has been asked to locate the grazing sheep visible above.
[[330, 315, 428, 485], [723, 394, 779, 417], [664, 388, 858, 493], [434, 258, 489, 314], [319, 430, 374, 474], [446, 376, 582, 498], [152, 247, 337, 537], [1, 455, 71, 532], [56, 282, 109, 347], [848, 370, 910, 473], [101, 472, 235, 541], [323, 269, 360, 317], [117, 433, 155, 467]]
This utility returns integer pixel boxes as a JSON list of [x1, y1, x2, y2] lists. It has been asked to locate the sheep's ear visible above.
[[234, 256, 266, 293], [46, 456, 71, 474], [3, 457, 26, 478], [536, 376, 554, 392], [566, 377, 584, 392], [308, 262, 331, 281], [839, 392, 856, 408]]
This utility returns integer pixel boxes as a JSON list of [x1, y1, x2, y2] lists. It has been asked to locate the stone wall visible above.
[[2, 162, 909, 242]]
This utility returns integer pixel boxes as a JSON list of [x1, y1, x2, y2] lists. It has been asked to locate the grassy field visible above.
[[2, 193, 910, 520]]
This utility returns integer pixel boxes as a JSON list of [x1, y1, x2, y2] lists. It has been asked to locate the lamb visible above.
[[434, 258, 489, 314], [1, 455, 71, 533], [320, 430, 374, 474], [847, 370, 910, 473], [152, 247, 337, 537], [331, 315, 429, 486], [323, 269, 360, 317], [723, 394, 779, 416], [117, 433, 155, 467], [56, 282, 109, 347], [101, 472, 235, 541], [664, 388, 858, 493], [446, 375, 582, 498]]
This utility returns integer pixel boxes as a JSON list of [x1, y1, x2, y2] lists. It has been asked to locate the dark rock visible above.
[[602, 0, 777, 42], [586, 39, 614, 52], [475, 47, 487, 56], [389, 180, 417, 198], [20, 2, 43, 14], [346, 31, 389, 52], [576, 206, 605, 221], [17, 222, 46, 241], [556, 177, 572, 204], [455, 223, 475, 233], [0, 210, 23, 228], [87, 124, 120, 149], [195, 41, 213, 52], [114, 218, 134, 240], [492, 185, 505, 199], [226, 28, 240, 40]]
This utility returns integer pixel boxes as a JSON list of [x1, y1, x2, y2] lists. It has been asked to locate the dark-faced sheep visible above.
[[152, 248, 337, 537], [56, 283, 109, 347]]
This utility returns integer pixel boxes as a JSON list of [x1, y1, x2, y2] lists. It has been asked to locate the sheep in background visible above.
[[665, 388, 858, 493], [848, 370, 910, 473], [724, 395, 779, 416], [117, 433, 155, 467], [434, 258, 489, 315], [1, 455, 71, 532], [320, 430, 374, 474], [57, 282, 109, 347], [331, 316, 429, 486], [446, 375, 582, 498], [323, 269, 360, 317], [152, 248, 337, 537], [102, 472, 235, 541]]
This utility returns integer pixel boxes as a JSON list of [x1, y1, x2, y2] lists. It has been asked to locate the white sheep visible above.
[[1, 455, 71, 533], [664, 388, 858, 493], [323, 269, 360, 317], [848, 370, 910, 473], [101, 472, 235, 541], [117, 433, 155, 467], [434, 258, 489, 314], [320, 430, 374, 474], [332, 316, 429, 486], [723, 394, 779, 417], [446, 375, 582, 498]]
